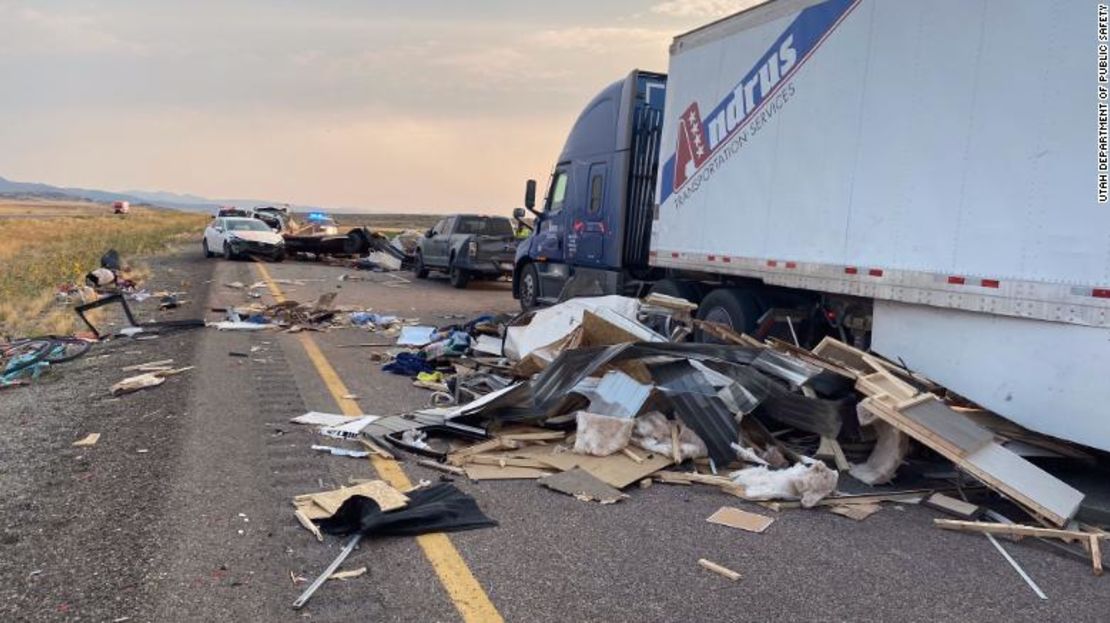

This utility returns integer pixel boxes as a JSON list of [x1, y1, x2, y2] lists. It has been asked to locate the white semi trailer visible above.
[[514, 0, 1109, 450]]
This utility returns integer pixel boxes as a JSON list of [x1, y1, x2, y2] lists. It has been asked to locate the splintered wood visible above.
[[698, 558, 741, 581]]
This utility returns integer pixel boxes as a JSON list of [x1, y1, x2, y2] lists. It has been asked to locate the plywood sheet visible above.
[[706, 506, 774, 533], [535, 450, 672, 489], [295, 480, 408, 519]]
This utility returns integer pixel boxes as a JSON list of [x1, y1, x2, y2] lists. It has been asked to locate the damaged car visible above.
[[203, 216, 286, 261], [413, 214, 518, 288]]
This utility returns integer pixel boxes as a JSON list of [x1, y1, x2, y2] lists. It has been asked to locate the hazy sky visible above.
[[0, 1, 758, 213]]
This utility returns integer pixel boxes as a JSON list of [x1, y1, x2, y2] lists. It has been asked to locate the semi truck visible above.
[[512, 0, 1110, 451]]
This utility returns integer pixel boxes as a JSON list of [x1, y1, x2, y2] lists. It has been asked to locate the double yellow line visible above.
[[255, 263, 502, 623]]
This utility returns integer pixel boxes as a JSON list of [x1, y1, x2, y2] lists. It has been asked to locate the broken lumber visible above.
[[933, 519, 1104, 543], [416, 459, 465, 476], [447, 438, 518, 465], [864, 394, 1083, 527], [698, 558, 741, 581]]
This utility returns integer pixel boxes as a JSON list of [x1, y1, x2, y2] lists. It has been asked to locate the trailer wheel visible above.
[[696, 288, 760, 340], [649, 279, 704, 305]]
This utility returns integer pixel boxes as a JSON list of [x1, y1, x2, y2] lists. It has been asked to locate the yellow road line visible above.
[[254, 262, 503, 623]]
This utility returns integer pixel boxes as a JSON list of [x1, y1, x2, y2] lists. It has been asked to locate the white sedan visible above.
[[203, 217, 286, 261]]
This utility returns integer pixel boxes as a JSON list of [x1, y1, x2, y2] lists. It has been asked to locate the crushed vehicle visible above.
[[250, 205, 290, 231], [203, 216, 286, 261], [413, 214, 518, 288]]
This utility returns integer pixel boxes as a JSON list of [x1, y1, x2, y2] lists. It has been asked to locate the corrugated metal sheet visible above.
[[650, 360, 741, 465]]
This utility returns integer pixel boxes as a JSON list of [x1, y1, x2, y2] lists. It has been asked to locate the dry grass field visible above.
[[0, 199, 206, 337]]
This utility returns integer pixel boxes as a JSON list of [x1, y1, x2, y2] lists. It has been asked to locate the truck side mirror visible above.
[[425, 228, 435, 238], [524, 179, 537, 211]]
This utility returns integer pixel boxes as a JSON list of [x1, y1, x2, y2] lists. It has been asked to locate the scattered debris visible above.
[[698, 558, 741, 581], [110, 367, 192, 396], [538, 468, 626, 504], [311, 445, 370, 459], [327, 567, 367, 581], [706, 506, 774, 533], [72, 433, 101, 447]]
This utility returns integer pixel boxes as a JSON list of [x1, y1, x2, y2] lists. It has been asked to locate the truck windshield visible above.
[[456, 216, 513, 236]]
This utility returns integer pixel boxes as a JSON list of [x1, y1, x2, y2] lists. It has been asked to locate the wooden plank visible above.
[[294, 508, 324, 542], [933, 519, 1104, 542], [706, 506, 774, 533], [466, 454, 552, 469], [856, 372, 916, 401], [621, 447, 645, 464], [416, 459, 465, 476], [862, 354, 919, 398], [463, 464, 553, 480], [698, 559, 741, 581], [669, 422, 682, 464], [924, 493, 981, 519], [446, 438, 517, 465], [828, 503, 881, 521], [766, 337, 857, 379], [497, 431, 566, 442], [811, 337, 870, 374], [771, 489, 933, 509], [1090, 534, 1103, 576]]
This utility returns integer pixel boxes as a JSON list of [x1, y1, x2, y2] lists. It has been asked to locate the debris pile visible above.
[[293, 293, 1104, 580]]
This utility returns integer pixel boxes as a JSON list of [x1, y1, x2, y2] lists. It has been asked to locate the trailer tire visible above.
[[649, 279, 704, 305], [696, 288, 761, 340]]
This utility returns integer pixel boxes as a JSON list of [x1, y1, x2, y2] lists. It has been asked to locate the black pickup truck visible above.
[[413, 214, 519, 288]]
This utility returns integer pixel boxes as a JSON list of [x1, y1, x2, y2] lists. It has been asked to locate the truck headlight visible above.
[[468, 241, 478, 257]]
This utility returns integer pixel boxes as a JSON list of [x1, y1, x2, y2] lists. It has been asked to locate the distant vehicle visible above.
[[112, 201, 129, 215], [296, 211, 339, 236], [251, 206, 290, 232], [217, 206, 249, 218], [414, 214, 518, 288], [203, 216, 285, 261]]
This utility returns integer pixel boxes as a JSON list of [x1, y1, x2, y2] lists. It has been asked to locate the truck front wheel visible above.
[[695, 288, 761, 340], [518, 263, 540, 311]]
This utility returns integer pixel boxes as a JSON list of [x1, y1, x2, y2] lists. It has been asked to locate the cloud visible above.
[[650, 0, 766, 18], [0, 4, 145, 56], [533, 26, 670, 53]]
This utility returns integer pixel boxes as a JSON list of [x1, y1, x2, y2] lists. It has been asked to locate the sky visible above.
[[0, 0, 760, 213]]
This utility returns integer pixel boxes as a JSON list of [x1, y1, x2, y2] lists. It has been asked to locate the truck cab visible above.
[[513, 70, 666, 309]]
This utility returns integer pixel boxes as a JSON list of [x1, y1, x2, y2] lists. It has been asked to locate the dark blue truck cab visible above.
[[513, 70, 666, 309]]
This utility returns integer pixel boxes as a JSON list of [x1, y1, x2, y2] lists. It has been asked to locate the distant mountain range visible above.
[[0, 175, 304, 213]]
